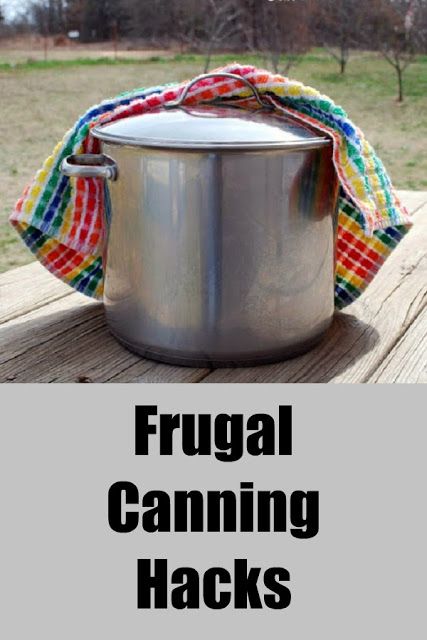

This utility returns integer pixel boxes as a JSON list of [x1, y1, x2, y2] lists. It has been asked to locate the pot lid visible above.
[[92, 105, 330, 151]]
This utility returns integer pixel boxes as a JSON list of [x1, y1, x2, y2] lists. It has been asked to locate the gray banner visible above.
[[0, 384, 425, 639]]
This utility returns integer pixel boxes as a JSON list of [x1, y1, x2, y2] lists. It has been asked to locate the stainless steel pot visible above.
[[62, 73, 339, 367]]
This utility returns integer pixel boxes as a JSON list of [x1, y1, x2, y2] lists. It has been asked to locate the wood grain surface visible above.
[[1, 191, 426, 383]]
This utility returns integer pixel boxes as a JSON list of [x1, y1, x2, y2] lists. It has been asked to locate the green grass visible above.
[[1, 49, 426, 273], [0, 56, 143, 70]]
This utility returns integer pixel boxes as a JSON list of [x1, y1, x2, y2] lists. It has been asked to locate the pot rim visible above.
[[91, 105, 331, 152], [91, 130, 331, 151]]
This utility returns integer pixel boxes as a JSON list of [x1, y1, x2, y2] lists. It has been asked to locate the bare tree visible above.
[[78, 0, 129, 42], [312, 0, 373, 74], [374, 0, 426, 102], [120, 0, 191, 46], [258, 0, 312, 76], [0, 3, 8, 39], [0, 4, 5, 39], [64, 0, 84, 33], [29, 0, 66, 35], [161, 0, 244, 72], [169, 1, 207, 54], [201, 0, 244, 72]]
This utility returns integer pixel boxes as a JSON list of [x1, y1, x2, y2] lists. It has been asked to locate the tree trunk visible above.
[[204, 42, 214, 73], [284, 57, 295, 76], [396, 65, 404, 102], [340, 43, 348, 74], [251, 0, 259, 49], [271, 51, 280, 74], [56, 0, 64, 32]]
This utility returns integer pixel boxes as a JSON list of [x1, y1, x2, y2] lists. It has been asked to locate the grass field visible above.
[[1, 47, 426, 273]]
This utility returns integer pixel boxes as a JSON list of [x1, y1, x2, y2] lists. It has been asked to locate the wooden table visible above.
[[1, 191, 426, 383]]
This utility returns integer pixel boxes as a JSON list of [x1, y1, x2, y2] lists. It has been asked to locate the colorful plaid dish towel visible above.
[[10, 63, 412, 309]]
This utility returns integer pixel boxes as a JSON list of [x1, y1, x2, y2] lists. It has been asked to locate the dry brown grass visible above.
[[1, 47, 426, 273], [0, 37, 170, 62], [0, 60, 201, 270]]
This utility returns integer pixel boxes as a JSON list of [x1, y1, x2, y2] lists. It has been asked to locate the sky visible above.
[[1, 0, 29, 21]]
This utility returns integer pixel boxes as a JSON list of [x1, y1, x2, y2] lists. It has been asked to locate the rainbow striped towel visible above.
[[10, 63, 412, 308]]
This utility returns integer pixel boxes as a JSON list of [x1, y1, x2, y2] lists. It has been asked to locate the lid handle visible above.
[[164, 72, 270, 110]]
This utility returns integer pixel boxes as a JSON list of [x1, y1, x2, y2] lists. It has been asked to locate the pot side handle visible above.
[[61, 154, 118, 181]]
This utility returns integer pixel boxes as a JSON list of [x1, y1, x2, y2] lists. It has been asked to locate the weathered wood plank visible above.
[[396, 190, 427, 215], [67, 190, 427, 384], [201, 203, 427, 383], [0, 292, 208, 383], [1, 191, 425, 383], [106, 360, 209, 383], [1, 192, 424, 328], [368, 307, 427, 384], [0, 262, 72, 325], [0, 293, 97, 368]]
